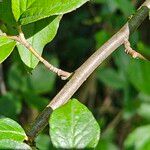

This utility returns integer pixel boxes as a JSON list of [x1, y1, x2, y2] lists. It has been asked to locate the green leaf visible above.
[[95, 30, 110, 48], [116, 0, 135, 17], [0, 93, 21, 119], [0, 118, 27, 141], [49, 99, 100, 149], [140, 141, 150, 150], [17, 16, 61, 68], [11, 0, 27, 22], [137, 42, 150, 56], [128, 60, 150, 95], [0, 36, 16, 63], [124, 125, 150, 150], [113, 48, 130, 72], [137, 103, 150, 120], [14, 0, 89, 25], [29, 56, 58, 94], [96, 128, 117, 150], [0, 0, 16, 25], [7, 63, 29, 92], [23, 93, 49, 111], [96, 139, 118, 150], [97, 68, 126, 89], [35, 134, 53, 150], [0, 140, 31, 150]]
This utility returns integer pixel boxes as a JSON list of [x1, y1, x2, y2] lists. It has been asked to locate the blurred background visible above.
[[0, 0, 150, 149]]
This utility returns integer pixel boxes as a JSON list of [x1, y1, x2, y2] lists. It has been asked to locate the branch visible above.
[[6, 30, 72, 80], [27, 1, 150, 142]]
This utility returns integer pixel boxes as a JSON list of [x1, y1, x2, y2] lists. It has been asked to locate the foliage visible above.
[[0, 118, 31, 149], [50, 99, 100, 149], [0, 0, 89, 68]]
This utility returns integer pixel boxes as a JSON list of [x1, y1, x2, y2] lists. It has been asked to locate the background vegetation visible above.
[[0, 0, 150, 149]]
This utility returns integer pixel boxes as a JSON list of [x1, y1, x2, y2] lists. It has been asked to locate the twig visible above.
[[26, 1, 150, 142], [124, 38, 147, 60], [0, 64, 6, 95], [6, 29, 72, 80]]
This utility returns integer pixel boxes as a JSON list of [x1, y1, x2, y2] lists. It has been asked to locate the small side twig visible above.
[[124, 39, 147, 60], [7, 28, 72, 80]]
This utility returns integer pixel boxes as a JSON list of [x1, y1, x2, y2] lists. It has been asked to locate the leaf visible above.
[[11, 0, 27, 22], [116, 0, 135, 17], [113, 47, 130, 72], [124, 125, 150, 150], [0, 36, 16, 63], [96, 139, 118, 150], [106, 0, 118, 13], [23, 93, 49, 111], [138, 93, 150, 103], [7, 63, 29, 92], [0, 0, 16, 25], [0, 140, 31, 150], [137, 42, 150, 56], [12, 0, 89, 25], [137, 103, 150, 120], [0, 118, 27, 141], [97, 68, 126, 89], [17, 16, 61, 68], [96, 128, 117, 150], [29, 56, 58, 94], [0, 93, 21, 119], [128, 60, 150, 95], [49, 99, 100, 149], [95, 30, 110, 48], [140, 141, 150, 150], [35, 134, 53, 150]]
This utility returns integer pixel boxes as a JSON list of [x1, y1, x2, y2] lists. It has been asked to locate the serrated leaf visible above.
[[17, 16, 61, 68], [49, 99, 100, 149], [0, 118, 27, 141], [0, 140, 31, 150], [0, 36, 16, 63], [11, 0, 89, 25]]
